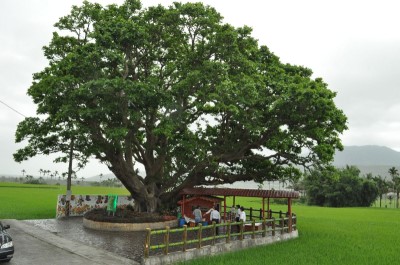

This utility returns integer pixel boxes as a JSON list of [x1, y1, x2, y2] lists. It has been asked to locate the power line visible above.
[[0, 99, 27, 118]]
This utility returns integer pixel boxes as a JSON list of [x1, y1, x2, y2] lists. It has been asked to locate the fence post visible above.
[[288, 213, 292, 233], [293, 214, 296, 230], [262, 218, 266, 237], [259, 208, 263, 220], [250, 207, 253, 220], [240, 220, 244, 240], [279, 210, 282, 219], [226, 221, 231, 243], [280, 218, 284, 235], [197, 223, 203, 249], [212, 221, 216, 245], [144, 228, 151, 258], [183, 225, 187, 252], [272, 217, 276, 236], [251, 219, 255, 239], [164, 226, 170, 255]]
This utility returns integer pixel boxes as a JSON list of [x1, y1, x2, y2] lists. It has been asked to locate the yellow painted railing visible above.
[[143, 216, 297, 258]]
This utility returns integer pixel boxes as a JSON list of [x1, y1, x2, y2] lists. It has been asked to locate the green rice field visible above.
[[1, 183, 399, 264], [0, 182, 129, 219]]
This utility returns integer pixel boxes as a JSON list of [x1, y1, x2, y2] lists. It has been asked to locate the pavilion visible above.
[[179, 187, 300, 232]]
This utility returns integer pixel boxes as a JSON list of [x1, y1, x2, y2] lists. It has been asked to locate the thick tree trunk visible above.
[[133, 194, 160, 213], [108, 160, 164, 213]]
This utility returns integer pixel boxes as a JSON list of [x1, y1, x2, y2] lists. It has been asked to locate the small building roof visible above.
[[177, 195, 223, 205], [180, 187, 299, 199]]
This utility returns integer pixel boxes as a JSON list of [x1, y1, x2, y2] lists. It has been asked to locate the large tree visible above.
[[14, 0, 347, 212], [371, 175, 389, 208]]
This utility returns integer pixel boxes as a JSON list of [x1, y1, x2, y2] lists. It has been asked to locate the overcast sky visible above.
[[1, 0, 400, 178]]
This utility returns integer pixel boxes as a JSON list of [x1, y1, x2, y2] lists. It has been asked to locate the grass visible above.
[[1, 183, 399, 264], [0, 182, 129, 219]]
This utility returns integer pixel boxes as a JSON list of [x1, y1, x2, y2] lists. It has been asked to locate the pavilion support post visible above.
[[288, 197, 292, 232], [262, 197, 265, 219], [224, 196, 227, 223]]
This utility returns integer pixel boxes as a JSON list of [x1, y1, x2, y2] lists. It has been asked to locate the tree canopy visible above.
[[388, 167, 400, 208], [14, 0, 347, 212], [303, 166, 378, 207]]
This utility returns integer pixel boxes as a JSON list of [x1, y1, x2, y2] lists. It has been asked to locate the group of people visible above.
[[193, 205, 221, 223], [193, 204, 247, 223], [230, 204, 246, 223], [192, 204, 246, 235]]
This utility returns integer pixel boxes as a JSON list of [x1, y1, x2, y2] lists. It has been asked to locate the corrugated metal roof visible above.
[[180, 187, 299, 199]]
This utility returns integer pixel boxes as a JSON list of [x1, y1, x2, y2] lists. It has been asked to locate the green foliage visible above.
[[304, 166, 378, 207], [89, 178, 123, 187], [15, 0, 347, 212], [388, 167, 400, 208], [367, 174, 389, 208], [23, 175, 46, 185]]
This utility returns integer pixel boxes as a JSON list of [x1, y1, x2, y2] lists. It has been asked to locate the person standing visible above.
[[239, 206, 246, 222], [235, 205, 241, 222], [193, 205, 202, 225], [204, 206, 221, 235], [235, 204, 241, 232]]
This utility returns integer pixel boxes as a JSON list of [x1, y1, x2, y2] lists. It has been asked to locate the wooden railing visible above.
[[143, 216, 297, 258], [224, 208, 295, 223], [244, 207, 292, 220]]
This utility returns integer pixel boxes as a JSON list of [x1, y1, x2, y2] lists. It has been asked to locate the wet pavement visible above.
[[24, 217, 146, 263], [23, 217, 217, 260], [9, 217, 261, 264], [3, 219, 136, 265]]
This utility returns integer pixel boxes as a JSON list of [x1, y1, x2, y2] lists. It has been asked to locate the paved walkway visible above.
[[3, 219, 139, 265]]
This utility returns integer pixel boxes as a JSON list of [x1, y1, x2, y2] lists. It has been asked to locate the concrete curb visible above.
[[83, 217, 178, 231], [4, 219, 139, 265]]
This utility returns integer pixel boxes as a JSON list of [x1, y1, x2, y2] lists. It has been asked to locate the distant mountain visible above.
[[333, 145, 400, 178]]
